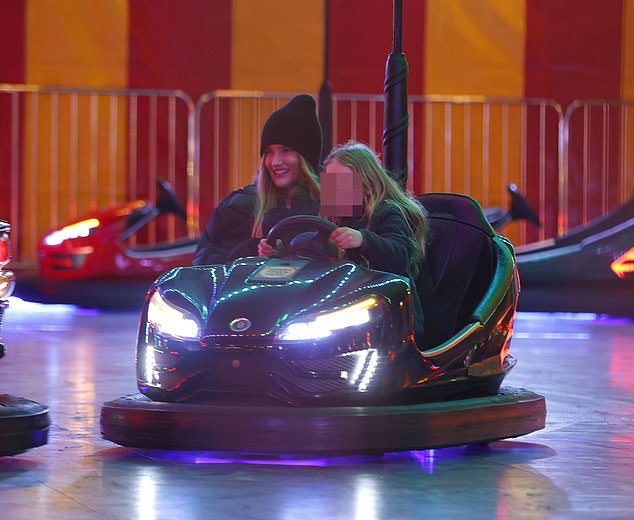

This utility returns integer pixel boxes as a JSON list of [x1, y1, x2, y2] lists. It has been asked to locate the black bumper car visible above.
[[517, 195, 634, 316], [101, 194, 546, 454], [1, 221, 50, 456]]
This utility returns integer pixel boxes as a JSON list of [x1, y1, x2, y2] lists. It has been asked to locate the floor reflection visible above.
[[136, 469, 157, 520], [92, 441, 567, 519], [0, 306, 633, 517]]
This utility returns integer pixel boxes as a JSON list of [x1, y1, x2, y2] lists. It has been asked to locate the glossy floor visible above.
[[1, 299, 633, 519]]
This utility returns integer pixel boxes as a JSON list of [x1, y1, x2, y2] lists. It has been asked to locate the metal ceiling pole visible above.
[[318, 0, 333, 168], [382, 0, 409, 188]]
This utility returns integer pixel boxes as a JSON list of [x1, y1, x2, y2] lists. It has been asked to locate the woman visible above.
[[193, 94, 322, 265], [321, 140, 428, 335]]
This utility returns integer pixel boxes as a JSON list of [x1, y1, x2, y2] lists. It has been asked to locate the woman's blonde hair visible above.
[[324, 140, 427, 257], [251, 153, 320, 237]]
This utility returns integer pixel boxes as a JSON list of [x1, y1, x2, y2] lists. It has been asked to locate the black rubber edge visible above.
[[100, 386, 546, 454], [13, 271, 150, 310], [0, 412, 50, 456]]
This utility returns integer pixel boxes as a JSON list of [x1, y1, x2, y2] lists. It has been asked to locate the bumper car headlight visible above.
[[278, 296, 380, 341], [147, 290, 199, 340], [43, 218, 100, 246]]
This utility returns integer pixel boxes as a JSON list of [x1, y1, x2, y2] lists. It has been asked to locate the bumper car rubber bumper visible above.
[[0, 394, 50, 456], [100, 386, 546, 454]]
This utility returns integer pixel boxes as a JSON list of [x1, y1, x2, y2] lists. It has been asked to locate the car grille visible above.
[[292, 353, 364, 374], [201, 338, 274, 352]]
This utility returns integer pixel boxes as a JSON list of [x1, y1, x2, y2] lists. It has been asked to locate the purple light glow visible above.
[[135, 444, 534, 468], [409, 449, 436, 474], [138, 450, 384, 467], [136, 448, 467, 468], [75, 307, 101, 316], [590, 315, 634, 326], [516, 311, 633, 325]]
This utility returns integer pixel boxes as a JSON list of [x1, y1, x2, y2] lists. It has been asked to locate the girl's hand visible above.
[[329, 227, 363, 249], [258, 238, 277, 257]]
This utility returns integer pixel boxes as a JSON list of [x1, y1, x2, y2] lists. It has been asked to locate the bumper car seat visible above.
[[415, 193, 499, 348]]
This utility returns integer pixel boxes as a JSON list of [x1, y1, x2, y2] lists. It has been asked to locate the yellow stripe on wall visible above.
[[231, 0, 323, 92], [423, 0, 526, 234], [230, 1, 324, 192], [424, 0, 526, 96], [26, 0, 128, 87], [23, 0, 129, 262]]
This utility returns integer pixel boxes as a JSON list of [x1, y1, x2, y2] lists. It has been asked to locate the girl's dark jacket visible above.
[[339, 202, 425, 336], [192, 185, 319, 266]]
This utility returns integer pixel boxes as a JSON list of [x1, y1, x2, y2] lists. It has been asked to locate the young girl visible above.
[[321, 140, 427, 334], [193, 94, 321, 265]]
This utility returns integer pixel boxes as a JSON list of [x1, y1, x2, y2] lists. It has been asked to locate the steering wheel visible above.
[[266, 215, 339, 260]]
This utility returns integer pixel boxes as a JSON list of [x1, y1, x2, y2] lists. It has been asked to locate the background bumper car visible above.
[[517, 195, 634, 316], [14, 178, 195, 309]]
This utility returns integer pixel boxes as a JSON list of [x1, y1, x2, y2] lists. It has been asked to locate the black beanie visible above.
[[260, 94, 322, 172]]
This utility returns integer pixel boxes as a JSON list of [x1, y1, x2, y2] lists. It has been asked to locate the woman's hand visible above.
[[329, 227, 363, 249], [258, 238, 278, 257]]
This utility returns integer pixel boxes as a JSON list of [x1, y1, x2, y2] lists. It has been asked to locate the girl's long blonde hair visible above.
[[251, 154, 320, 237], [324, 140, 428, 257]]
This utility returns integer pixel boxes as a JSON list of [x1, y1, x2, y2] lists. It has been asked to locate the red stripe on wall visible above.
[[525, 0, 624, 234], [128, 0, 232, 235], [0, 0, 25, 223], [0, 0, 25, 83], [128, 0, 231, 98], [329, 0, 425, 187], [330, 0, 425, 95], [525, 0, 623, 107]]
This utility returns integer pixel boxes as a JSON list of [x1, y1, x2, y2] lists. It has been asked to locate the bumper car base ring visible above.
[[101, 386, 545, 454], [0, 395, 50, 456]]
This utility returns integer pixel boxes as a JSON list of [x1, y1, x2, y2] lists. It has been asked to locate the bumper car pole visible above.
[[382, 0, 409, 189], [318, 0, 332, 165]]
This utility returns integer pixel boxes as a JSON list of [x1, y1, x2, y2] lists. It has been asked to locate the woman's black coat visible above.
[[192, 185, 319, 266]]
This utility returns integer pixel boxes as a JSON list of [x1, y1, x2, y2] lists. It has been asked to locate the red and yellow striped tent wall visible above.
[[1, 0, 633, 260]]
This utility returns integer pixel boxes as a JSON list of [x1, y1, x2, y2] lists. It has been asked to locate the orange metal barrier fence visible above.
[[2, 85, 631, 265], [561, 100, 634, 234], [195, 91, 563, 247], [0, 84, 195, 264]]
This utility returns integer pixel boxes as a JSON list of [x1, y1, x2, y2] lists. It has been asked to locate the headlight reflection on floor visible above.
[[353, 474, 379, 520], [136, 470, 157, 520]]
